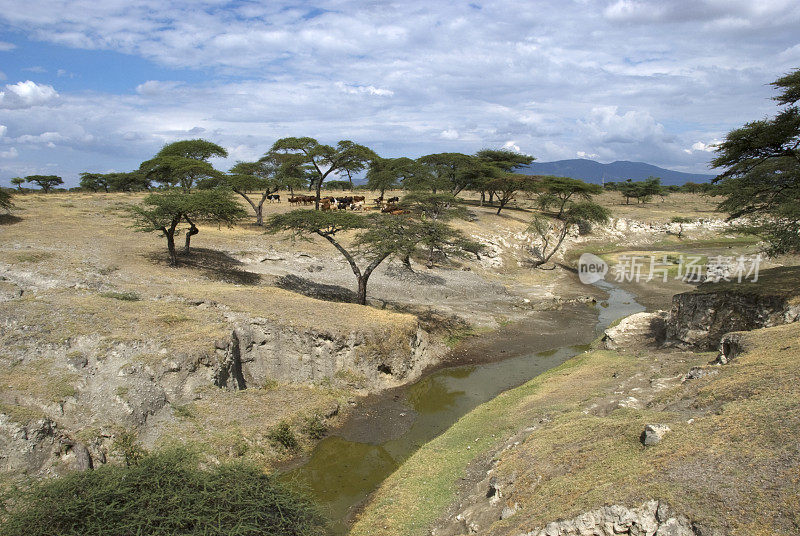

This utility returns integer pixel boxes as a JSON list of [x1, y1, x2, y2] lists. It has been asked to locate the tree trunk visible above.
[[496, 202, 504, 215], [401, 254, 413, 271], [255, 205, 263, 226], [488, 191, 494, 205], [480, 191, 485, 206], [357, 275, 368, 305], [315, 180, 322, 210], [184, 216, 198, 252], [166, 231, 177, 265]]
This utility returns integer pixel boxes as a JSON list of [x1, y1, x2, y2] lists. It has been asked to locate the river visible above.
[[283, 280, 644, 535]]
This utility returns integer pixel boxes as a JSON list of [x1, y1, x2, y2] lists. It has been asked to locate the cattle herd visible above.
[[286, 194, 408, 214]]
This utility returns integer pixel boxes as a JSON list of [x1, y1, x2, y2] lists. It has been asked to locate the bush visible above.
[[268, 421, 299, 451], [113, 430, 147, 466], [0, 448, 323, 536], [301, 415, 327, 440]]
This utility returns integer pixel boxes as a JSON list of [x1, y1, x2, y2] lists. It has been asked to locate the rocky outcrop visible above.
[[214, 316, 434, 390], [602, 311, 668, 350], [522, 501, 704, 536], [666, 288, 800, 350]]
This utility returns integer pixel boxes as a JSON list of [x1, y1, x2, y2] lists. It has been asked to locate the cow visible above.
[[387, 196, 400, 203], [321, 200, 332, 211], [267, 194, 280, 203], [350, 201, 364, 211], [288, 196, 302, 205], [353, 195, 365, 203]]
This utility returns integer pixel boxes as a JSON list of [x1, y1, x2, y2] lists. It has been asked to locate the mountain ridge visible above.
[[517, 158, 715, 185]]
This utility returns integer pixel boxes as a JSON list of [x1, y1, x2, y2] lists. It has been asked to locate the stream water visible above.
[[284, 280, 644, 535]]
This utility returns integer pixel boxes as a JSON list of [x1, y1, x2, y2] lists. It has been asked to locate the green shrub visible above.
[[100, 291, 141, 301], [0, 448, 324, 536], [267, 421, 299, 451], [301, 415, 327, 440], [112, 430, 147, 467]]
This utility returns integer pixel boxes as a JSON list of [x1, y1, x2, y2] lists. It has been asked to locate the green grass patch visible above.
[[99, 291, 141, 301]]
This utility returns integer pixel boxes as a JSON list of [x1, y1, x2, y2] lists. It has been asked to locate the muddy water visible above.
[[284, 280, 643, 535]]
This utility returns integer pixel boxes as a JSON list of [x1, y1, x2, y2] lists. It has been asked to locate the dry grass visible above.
[[160, 383, 344, 468]]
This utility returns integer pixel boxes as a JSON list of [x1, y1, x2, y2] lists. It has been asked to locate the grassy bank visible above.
[[351, 322, 800, 535]]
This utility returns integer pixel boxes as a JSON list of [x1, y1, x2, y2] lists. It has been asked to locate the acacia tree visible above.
[[366, 157, 416, 198], [414, 153, 473, 195], [267, 211, 400, 304], [266, 209, 477, 304], [486, 173, 539, 215], [535, 176, 603, 219], [712, 68, 800, 255], [140, 139, 227, 191], [79, 172, 110, 192], [266, 138, 376, 209], [25, 175, 63, 193], [10, 177, 24, 191], [107, 171, 151, 192], [128, 189, 246, 265], [398, 192, 482, 268], [220, 161, 281, 226], [0, 189, 13, 212], [475, 148, 535, 204], [528, 202, 610, 268]]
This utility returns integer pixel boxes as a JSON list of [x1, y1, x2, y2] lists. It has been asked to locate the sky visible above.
[[0, 0, 799, 187]]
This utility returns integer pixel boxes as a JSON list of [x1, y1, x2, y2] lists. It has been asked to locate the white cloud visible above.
[[0, 1, 797, 181], [0, 125, 6, 137], [684, 140, 719, 153], [136, 80, 183, 95], [582, 106, 669, 145], [0, 80, 59, 109], [335, 82, 394, 97], [502, 141, 521, 152], [577, 151, 599, 158], [22, 66, 47, 73], [0, 147, 18, 158], [0, 41, 15, 51]]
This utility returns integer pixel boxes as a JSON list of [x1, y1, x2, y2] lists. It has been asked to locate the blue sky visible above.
[[0, 0, 799, 186]]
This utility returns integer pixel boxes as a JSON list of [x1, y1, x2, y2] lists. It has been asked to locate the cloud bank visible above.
[[0, 0, 798, 183]]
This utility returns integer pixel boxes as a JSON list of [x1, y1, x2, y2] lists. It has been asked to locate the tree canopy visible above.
[[140, 139, 227, 190], [486, 173, 539, 215], [712, 68, 800, 255], [0, 188, 13, 212], [534, 176, 603, 219], [366, 157, 416, 197], [128, 189, 246, 265], [265, 137, 376, 209], [25, 175, 63, 193], [528, 201, 610, 268]]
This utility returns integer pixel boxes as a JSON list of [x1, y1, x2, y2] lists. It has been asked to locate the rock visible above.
[[324, 402, 340, 418], [666, 275, 800, 350], [67, 352, 89, 369], [602, 311, 668, 350], [683, 367, 718, 381], [524, 501, 700, 536], [716, 332, 748, 364], [500, 504, 518, 520], [641, 424, 671, 446]]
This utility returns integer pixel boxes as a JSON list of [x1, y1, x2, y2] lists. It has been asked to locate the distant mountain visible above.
[[517, 159, 715, 185]]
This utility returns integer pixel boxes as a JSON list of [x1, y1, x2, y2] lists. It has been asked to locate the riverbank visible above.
[[350, 277, 800, 536]]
